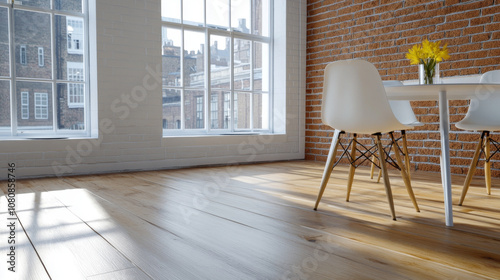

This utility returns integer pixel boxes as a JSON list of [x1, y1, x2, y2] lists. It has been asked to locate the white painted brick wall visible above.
[[0, 0, 306, 180]]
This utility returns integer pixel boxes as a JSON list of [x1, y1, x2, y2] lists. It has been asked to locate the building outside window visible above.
[[223, 92, 230, 129], [21, 92, 29, 120], [34, 92, 48, 120], [0, 0, 91, 137], [67, 16, 84, 55], [20, 45, 27, 65], [38, 47, 44, 67], [211, 93, 218, 128], [196, 96, 203, 129], [161, 0, 271, 135], [67, 62, 84, 108]]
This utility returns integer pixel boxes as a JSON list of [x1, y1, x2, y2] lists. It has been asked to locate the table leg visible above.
[[438, 90, 454, 227]]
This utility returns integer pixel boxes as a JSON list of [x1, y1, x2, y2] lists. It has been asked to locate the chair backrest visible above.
[[480, 70, 500, 84], [460, 70, 500, 128], [321, 60, 407, 134], [384, 81, 421, 126]]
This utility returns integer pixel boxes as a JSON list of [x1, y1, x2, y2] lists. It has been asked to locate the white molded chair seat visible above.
[[456, 70, 500, 205], [314, 59, 420, 220]]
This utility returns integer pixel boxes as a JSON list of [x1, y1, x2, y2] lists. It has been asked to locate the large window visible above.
[[0, 0, 90, 137], [161, 0, 271, 135]]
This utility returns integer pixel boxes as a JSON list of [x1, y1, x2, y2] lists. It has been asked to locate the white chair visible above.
[[456, 70, 500, 205], [314, 60, 420, 220], [369, 81, 423, 182]]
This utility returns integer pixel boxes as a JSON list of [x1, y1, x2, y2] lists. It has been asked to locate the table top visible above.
[[385, 83, 500, 101]]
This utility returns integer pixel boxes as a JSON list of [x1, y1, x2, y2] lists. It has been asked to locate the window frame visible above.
[[161, 0, 273, 136], [20, 44, 26, 65], [21, 91, 29, 119], [34, 92, 48, 120], [38, 47, 44, 67], [67, 61, 85, 108], [0, 0, 93, 138], [66, 16, 84, 55]]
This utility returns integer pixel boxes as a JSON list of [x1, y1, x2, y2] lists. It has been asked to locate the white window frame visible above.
[[161, 0, 273, 136], [20, 45, 26, 65], [21, 91, 29, 119], [0, 0, 95, 138], [67, 61, 85, 108], [38, 47, 44, 67], [34, 92, 48, 120], [66, 16, 84, 55]]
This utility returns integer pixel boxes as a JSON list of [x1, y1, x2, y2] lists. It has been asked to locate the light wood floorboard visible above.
[[1, 160, 500, 279]]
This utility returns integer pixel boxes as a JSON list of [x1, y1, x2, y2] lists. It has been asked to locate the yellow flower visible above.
[[405, 44, 424, 65], [406, 39, 450, 64]]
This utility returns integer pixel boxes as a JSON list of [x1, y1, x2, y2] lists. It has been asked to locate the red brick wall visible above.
[[306, 0, 500, 176]]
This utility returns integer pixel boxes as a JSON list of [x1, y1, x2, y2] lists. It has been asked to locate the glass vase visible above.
[[418, 62, 440, 84]]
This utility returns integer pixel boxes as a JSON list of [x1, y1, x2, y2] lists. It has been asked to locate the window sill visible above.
[[162, 133, 287, 147]]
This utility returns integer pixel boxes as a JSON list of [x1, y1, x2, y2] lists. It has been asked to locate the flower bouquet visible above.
[[406, 39, 450, 84]]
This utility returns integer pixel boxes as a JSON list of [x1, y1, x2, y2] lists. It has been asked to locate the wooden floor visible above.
[[1, 160, 500, 279]]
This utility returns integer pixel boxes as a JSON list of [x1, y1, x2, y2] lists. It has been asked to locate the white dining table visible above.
[[384, 83, 500, 226]]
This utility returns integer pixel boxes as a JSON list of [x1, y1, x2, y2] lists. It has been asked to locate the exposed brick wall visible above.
[[306, 0, 500, 176]]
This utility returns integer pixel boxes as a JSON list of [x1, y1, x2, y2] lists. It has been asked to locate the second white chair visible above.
[[456, 70, 500, 205], [314, 59, 420, 220]]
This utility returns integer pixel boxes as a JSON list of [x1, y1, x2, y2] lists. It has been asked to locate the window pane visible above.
[[254, 42, 269, 91], [231, 0, 251, 34], [0, 80, 10, 132], [57, 83, 85, 130], [162, 27, 181, 87], [56, 15, 85, 80], [207, 0, 229, 30], [210, 35, 230, 90], [253, 0, 269, 36], [161, 0, 181, 23], [234, 39, 251, 91], [163, 89, 181, 129], [185, 90, 204, 129], [253, 92, 268, 129], [14, 10, 52, 79], [184, 30, 205, 88], [16, 81, 53, 130], [235, 92, 250, 129], [54, 0, 83, 13], [183, 0, 204, 26], [0, 7, 9, 77], [14, 0, 50, 9]]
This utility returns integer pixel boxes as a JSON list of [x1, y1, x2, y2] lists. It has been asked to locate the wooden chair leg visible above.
[[459, 131, 486, 206], [346, 134, 358, 202], [402, 131, 411, 181], [371, 154, 382, 183], [484, 132, 491, 195], [314, 129, 342, 210], [370, 155, 376, 179], [375, 134, 396, 220], [390, 132, 419, 212]]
